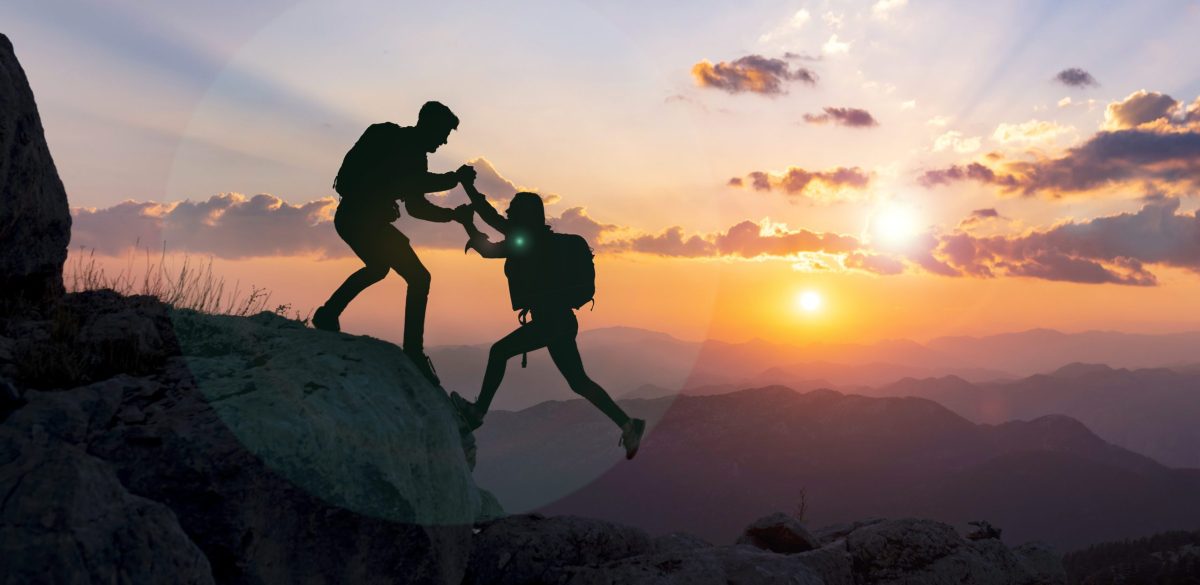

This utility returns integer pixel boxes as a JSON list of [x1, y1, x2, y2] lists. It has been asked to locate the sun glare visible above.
[[871, 203, 921, 247], [797, 290, 823, 313]]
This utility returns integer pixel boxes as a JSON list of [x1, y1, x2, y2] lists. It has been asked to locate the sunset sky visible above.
[[5, 0, 1200, 346]]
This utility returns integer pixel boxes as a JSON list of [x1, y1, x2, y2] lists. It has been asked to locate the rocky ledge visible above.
[[1, 290, 494, 585]]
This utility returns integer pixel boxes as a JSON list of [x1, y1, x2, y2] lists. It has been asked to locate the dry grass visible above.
[[792, 487, 808, 524], [66, 244, 310, 322]]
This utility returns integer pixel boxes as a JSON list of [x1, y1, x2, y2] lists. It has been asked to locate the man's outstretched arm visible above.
[[461, 181, 509, 235], [395, 171, 459, 196], [403, 194, 461, 223]]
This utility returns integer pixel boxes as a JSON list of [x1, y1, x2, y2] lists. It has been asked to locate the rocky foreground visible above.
[[0, 291, 1066, 584]]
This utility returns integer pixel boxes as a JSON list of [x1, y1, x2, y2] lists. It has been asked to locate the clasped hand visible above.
[[452, 164, 479, 225]]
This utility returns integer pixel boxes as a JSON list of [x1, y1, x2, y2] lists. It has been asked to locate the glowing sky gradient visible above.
[[6, 0, 1200, 345]]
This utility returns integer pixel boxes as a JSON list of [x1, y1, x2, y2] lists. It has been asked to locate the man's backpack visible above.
[[504, 231, 595, 311], [332, 123, 400, 199]]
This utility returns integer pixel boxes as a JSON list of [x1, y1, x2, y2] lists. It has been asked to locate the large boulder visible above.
[[1, 295, 492, 584], [0, 33, 71, 307]]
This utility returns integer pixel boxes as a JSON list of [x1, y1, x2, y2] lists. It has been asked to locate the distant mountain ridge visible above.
[[432, 326, 1200, 411], [472, 386, 1200, 550], [872, 365, 1200, 467]]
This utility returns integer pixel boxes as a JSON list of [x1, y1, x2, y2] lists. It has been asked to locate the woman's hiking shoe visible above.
[[619, 418, 646, 460], [404, 348, 441, 386], [311, 306, 340, 332], [449, 391, 484, 433]]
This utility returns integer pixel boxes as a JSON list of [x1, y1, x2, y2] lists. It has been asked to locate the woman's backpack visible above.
[[504, 231, 595, 311]]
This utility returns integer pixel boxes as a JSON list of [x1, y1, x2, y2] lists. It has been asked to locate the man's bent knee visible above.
[[402, 266, 432, 292], [363, 264, 389, 282]]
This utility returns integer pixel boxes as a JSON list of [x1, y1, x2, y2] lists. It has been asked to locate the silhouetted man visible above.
[[313, 101, 474, 385], [448, 179, 646, 459]]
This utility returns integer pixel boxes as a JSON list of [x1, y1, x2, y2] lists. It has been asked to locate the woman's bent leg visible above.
[[476, 324, 549, 414]]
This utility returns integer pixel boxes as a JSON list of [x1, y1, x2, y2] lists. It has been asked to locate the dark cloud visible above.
[[919, 91, 1200, 197], [918, 162, 1018, 189], [1054, 67, 1098, 88], [802, 107, 879, 127], [957, 208, 1004, 229], [1005, 129, 1200, 195], [928, 196, 1200, 286], [730, 166, 871, 202], [691, 55, 817, 96], [919, 129, 1200, 196]]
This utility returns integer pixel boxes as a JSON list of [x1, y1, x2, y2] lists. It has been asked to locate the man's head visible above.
[[415, 101, 459, 153]]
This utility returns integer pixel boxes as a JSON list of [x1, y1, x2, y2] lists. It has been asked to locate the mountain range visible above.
[[430, 326, 1200, 411], [869, 364, 1200, 468], [472, 386, 1200, 550]]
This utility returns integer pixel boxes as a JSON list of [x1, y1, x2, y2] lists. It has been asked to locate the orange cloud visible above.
[[691, 55, 816, 96]]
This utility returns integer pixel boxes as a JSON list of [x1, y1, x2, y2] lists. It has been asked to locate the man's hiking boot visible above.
[[311, 305, 340, 332], [449, 391, 484, 433], [404, 348, 441, 386], [619, 418, 646, 460]]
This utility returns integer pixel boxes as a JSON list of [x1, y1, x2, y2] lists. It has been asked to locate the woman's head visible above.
[[506, 192, 546, 227]]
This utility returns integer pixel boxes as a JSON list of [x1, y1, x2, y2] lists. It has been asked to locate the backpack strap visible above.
[[518, 308, 530, 368]]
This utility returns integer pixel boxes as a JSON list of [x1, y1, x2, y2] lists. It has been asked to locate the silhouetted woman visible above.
[[450, 180, 645, 459]]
